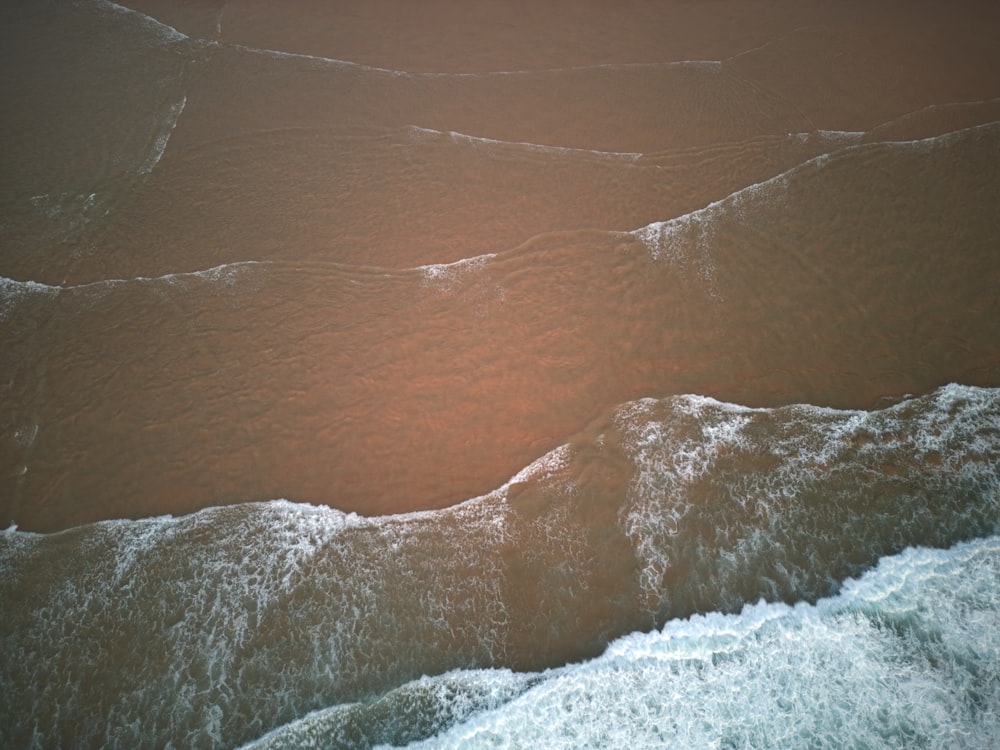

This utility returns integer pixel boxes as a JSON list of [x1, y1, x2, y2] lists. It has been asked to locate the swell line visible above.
[[222, 41, 725, 78], [634, 118, 1000, 240], [2, 119, 994, 291], [138, 95, 188, 175], [406, 126, 643, 160]]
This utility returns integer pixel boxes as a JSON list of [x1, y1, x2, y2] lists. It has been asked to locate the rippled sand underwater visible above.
[[1, 1, 999, 747]]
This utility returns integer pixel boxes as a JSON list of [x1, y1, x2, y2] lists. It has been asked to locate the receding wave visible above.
[[2, 384, 998, 748], [289, 535, 998, 750]]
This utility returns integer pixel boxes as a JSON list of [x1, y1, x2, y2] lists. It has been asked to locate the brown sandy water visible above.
[[2, 1, 1000, 748], [2, 0, 999, 531]]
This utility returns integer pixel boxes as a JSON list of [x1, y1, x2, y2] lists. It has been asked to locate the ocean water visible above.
[[246, 535, 1000, 750], [2, 1, 1000, 748], [3, 387, 999, 748]]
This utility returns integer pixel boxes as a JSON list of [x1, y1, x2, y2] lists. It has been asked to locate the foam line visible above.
[[406, 126, 643, 160], [403, 535, 1000, 749], [92, 0, 190, 43], [632, 119, 1000, 265], [139, 95, 187, 175]]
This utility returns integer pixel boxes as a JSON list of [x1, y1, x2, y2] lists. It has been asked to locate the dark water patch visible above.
[[0, 0, 197, 280]]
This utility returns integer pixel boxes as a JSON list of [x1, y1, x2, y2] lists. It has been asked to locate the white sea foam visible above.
[[92, 0, 189, 44], [84, 261, 266, 294], [631, 210, 725, 296], [418, 254, 495, 287], [811, 128, 864, 143], [630, 160, 797, 294], [231, 43, 404, 76], [632, 119, 999, 294], [0, 277, 60, 322], [402, 535, 1000, 750], [418, 255, 505, 312], [0, 263, 270, 325], [509, 444, 574, 486], [406, 125, 642, 161], [0, 496, 514, 748], [417, 253, 496, 286], [152, 260, 268, 300], [240, 669, 536, 750], [3, 385, 997, 749], [412, 124, 861, 163], [138, 95, 187, 175], [615, 385, 1000, 616]]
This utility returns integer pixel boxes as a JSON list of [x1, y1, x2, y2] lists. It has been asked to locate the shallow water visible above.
[[2, 1, 999, 747], [246, 535, 1000, 750]]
